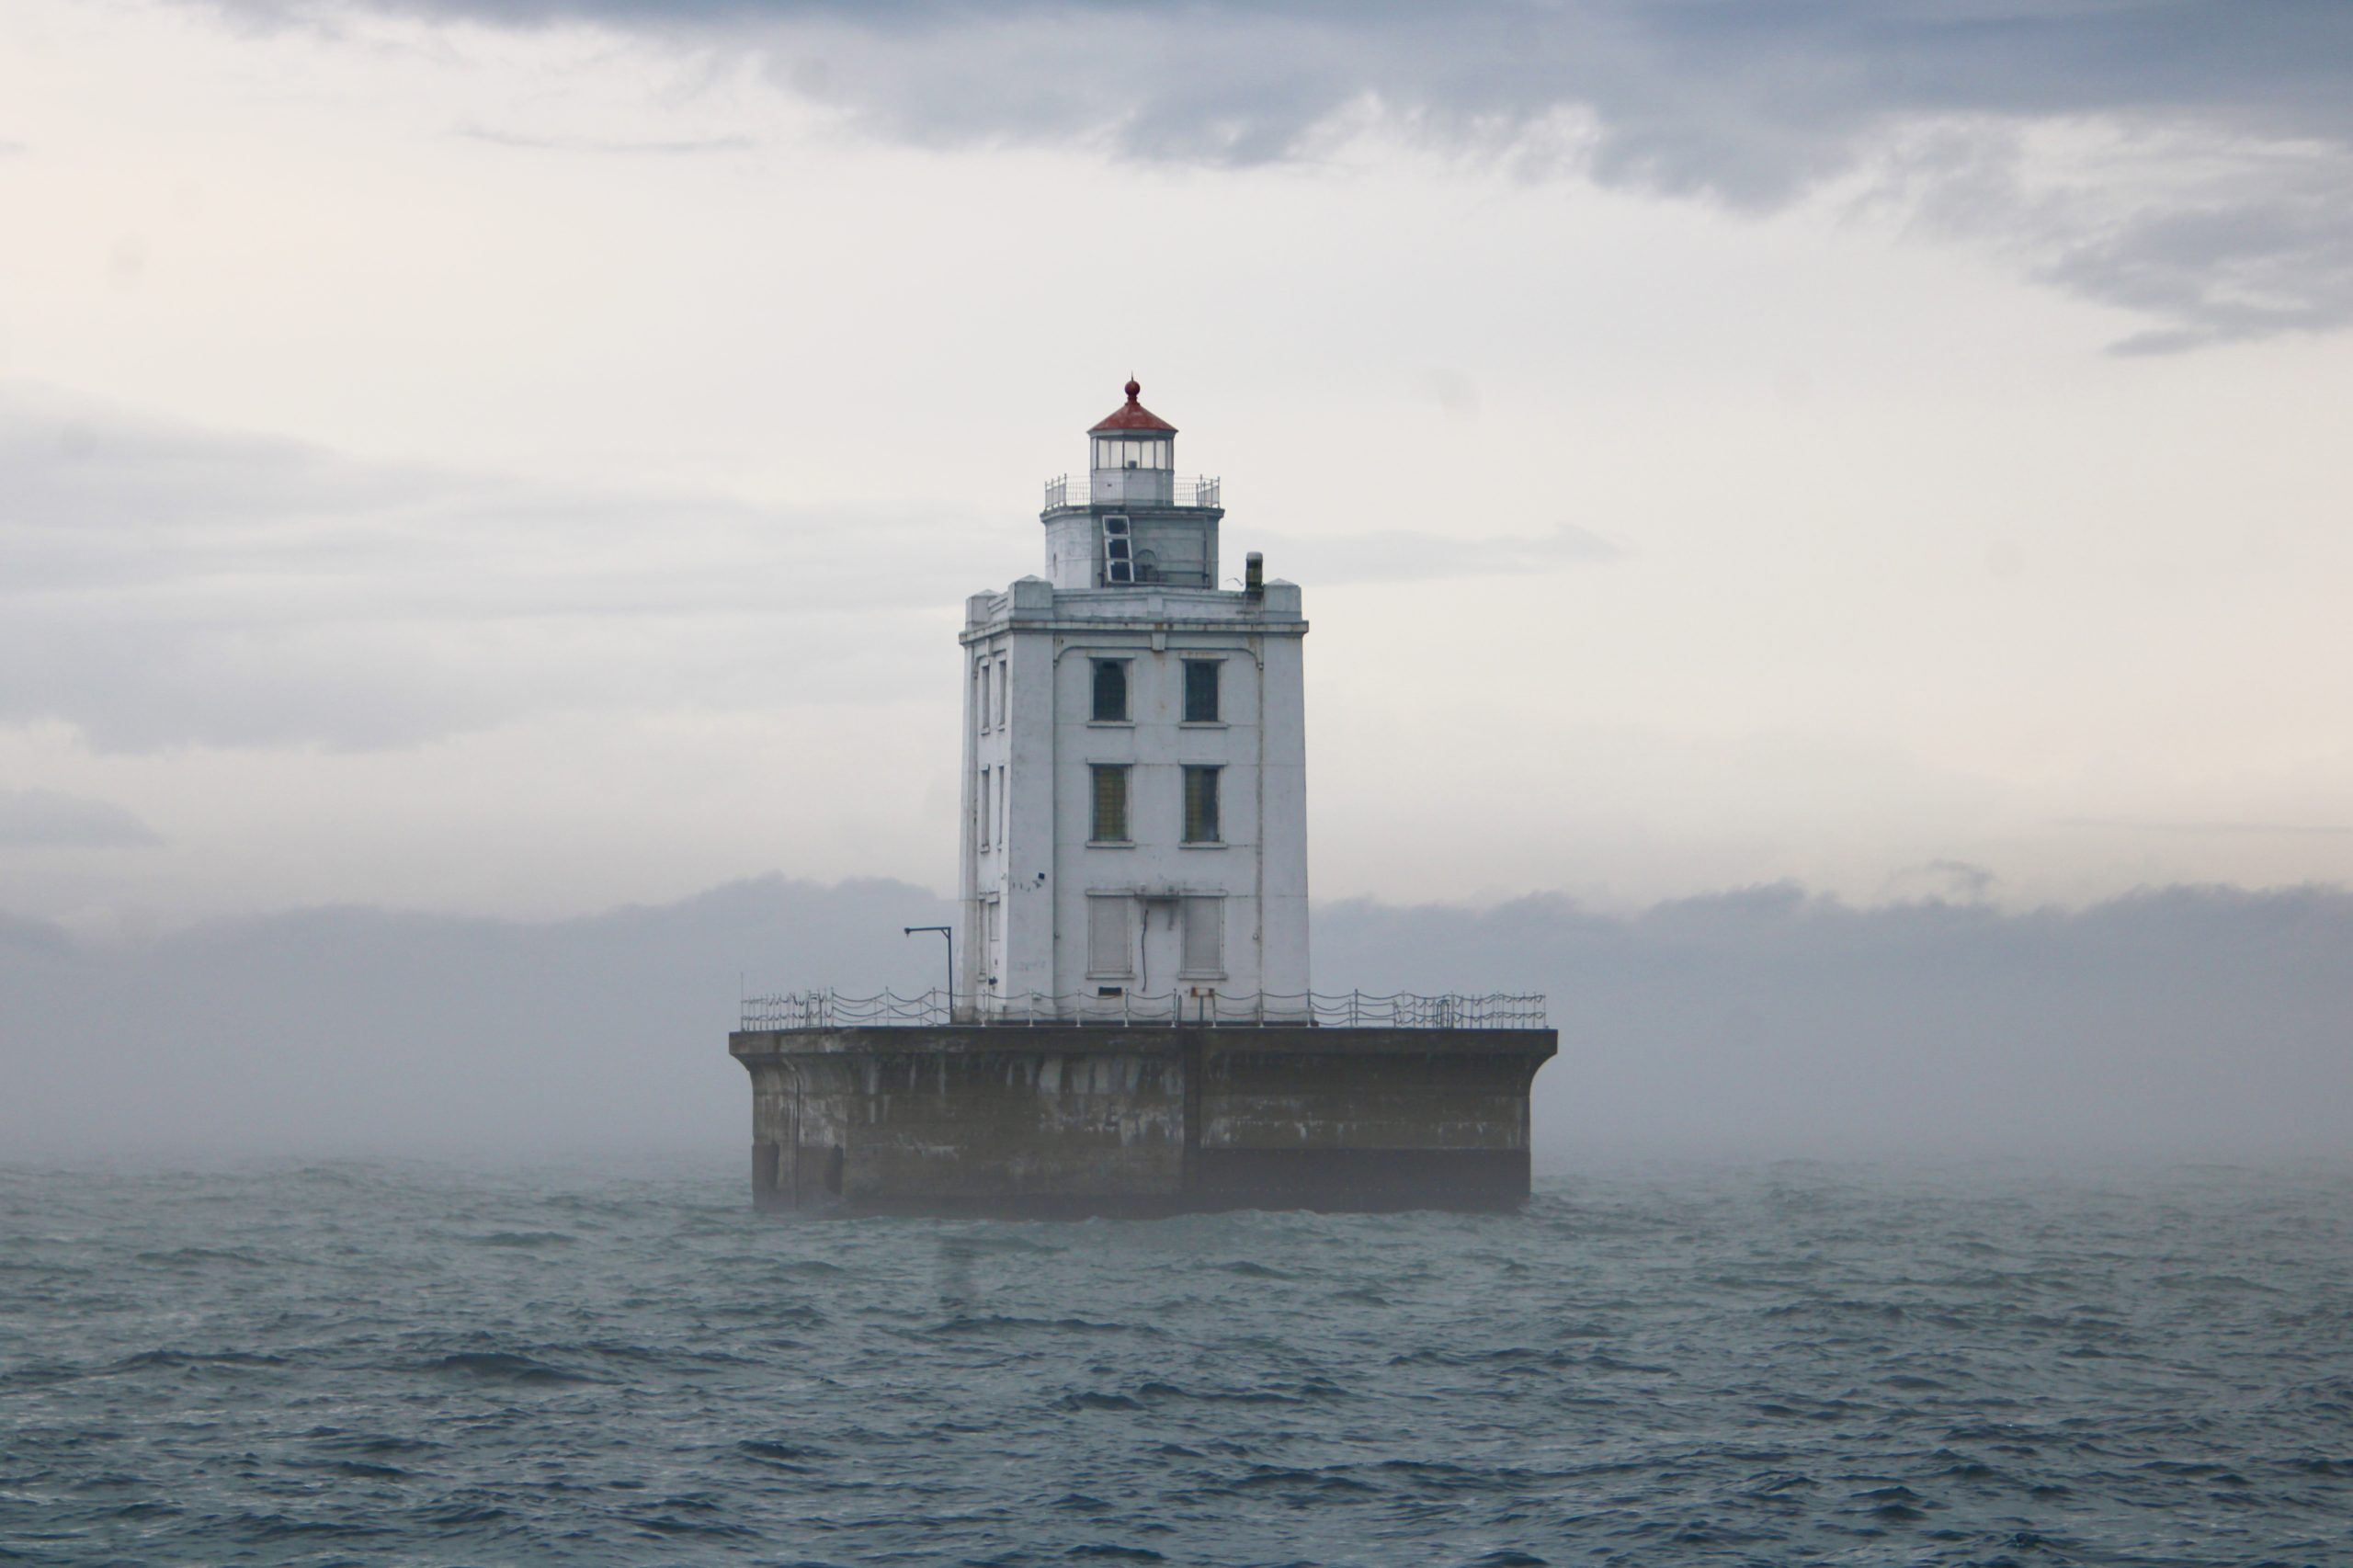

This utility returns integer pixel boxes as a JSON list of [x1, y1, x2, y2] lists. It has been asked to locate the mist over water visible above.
[[6, 876, 2352, 1165], [6, 1157, 2349, 1565]]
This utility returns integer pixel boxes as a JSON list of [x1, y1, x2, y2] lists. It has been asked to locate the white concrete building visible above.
[[959, 381, 1309, 1020]]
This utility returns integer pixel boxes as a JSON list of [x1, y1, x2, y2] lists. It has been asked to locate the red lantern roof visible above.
[[1088, 378, 1177, 434]]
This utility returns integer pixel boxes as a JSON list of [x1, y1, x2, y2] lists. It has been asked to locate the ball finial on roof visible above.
[[1089, 379, 1176, 434]]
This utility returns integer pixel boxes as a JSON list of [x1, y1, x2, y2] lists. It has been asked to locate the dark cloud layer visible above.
[[6, 874, 2347, 1162], [222, 0, 2353, 347]]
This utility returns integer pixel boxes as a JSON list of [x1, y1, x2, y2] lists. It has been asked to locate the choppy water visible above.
[[4, 1158, 2350, 1566]]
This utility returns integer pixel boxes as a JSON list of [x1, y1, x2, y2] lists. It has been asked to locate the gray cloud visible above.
[[6, 873, 2348, 1162], [0, 389, 1002, 751], [0, 789, 164, 848], [1882, 858, 1996, 903], [0, 390, 1621, 753], [220, 0, 2353, 347]]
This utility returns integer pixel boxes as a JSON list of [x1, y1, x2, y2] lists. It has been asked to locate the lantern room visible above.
[[1088, 379, 1177, 506]]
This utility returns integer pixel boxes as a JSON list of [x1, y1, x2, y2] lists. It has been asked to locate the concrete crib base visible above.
[[730, 1024, 1557, 1217]]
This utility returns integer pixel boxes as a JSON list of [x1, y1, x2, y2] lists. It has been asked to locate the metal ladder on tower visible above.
[[1100, 515, 1134, 585]]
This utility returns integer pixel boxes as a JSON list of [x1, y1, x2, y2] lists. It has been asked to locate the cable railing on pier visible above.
[[740, 988, 1546, 1031]]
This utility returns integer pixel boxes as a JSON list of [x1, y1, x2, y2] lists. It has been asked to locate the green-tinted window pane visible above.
[[1092, 765, 1129, 842], [1183, 766, 1220, 843]]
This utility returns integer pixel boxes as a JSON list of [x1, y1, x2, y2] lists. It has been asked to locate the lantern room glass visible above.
[[1094, 437, 1170, 471]]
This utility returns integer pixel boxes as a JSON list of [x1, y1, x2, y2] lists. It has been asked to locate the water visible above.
[[4, 1159, 2349, 1566]]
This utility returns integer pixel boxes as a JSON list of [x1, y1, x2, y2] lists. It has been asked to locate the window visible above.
[[997, 764, 1006, 846], [1181, 896, 1224, 976], [1184, 660, 1220, 722], [1091, 765, 1130, 843], [1087, 895, 1131, 976], [1092, 659, 1128, 722], [975, 662, 987, 733], [996, 657, 1008, 729], [1098, 437, 1167, 471], [977, 768, 990, 850], [1183, 766, 1221, 844], [1102, 517, 1131, 585]]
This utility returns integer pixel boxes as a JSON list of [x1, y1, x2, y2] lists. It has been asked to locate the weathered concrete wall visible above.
[[731, 1026, 1556, 1215], [1199, 1040, 1539, 1149]]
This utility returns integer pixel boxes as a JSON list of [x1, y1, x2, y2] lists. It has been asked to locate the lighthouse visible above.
[[960, 380, 1308, 1020], [732, 381, 1555, 1215]]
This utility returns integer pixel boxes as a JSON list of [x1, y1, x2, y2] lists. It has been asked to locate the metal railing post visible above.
[[736, 987, 1544, 1033]]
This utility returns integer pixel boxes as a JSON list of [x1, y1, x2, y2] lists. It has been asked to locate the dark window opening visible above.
[[1092, 659, 1128, 722], [1184, 660, 1220, 722]]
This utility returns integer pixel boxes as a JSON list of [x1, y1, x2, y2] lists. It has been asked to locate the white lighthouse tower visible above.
[[959, 380, 1310, 1019], [733, 381, 1552, 1213]]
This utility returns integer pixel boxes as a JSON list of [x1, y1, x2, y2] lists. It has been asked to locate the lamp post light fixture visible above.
[[904, 925, 953, 1014]]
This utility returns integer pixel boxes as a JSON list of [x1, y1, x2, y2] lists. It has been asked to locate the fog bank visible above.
[[3, 878, 2347, 1165]]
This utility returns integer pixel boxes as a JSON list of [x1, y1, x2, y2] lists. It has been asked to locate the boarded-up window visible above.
[[1092, 659, 1128, 722], [1091, 765, 1130, 842], [1087, 896, 1131, 975], [1184, 660, 1220, 722], [1181, 896, 1223, 976], [1183, 766, 1221, 844]]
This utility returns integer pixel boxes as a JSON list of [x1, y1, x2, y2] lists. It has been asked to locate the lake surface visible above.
[[4, 1158, 2349, 1565]]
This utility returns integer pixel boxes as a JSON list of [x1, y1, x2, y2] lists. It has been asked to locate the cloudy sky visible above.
[[5, 0, 2353, 938]]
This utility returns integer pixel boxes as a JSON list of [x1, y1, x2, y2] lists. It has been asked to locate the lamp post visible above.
[[904, 926, 952, 1018]]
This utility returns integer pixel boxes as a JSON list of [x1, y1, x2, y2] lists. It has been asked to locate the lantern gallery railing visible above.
[[740, 989, 1547, 1031], [1042, 475, 1222, 510]]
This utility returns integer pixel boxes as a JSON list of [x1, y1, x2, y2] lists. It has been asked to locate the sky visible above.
[[3, 4, 2352, 1165], [3, 0, 2350, 937]]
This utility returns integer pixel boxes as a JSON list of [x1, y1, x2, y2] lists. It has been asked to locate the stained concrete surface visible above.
[[731, 1026, 1557, 1215]]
